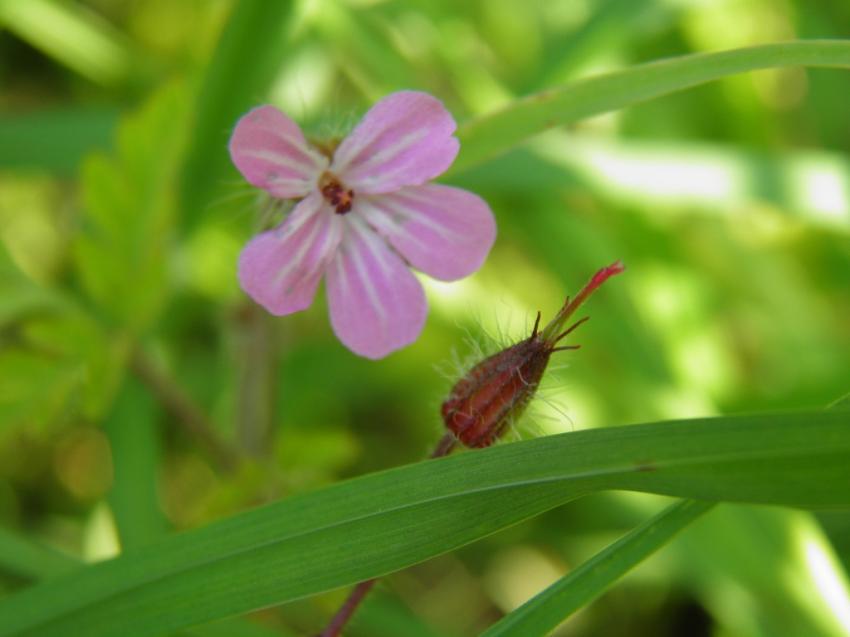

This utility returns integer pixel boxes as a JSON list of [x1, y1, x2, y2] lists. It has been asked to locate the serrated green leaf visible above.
[[74, 84, 188, 332], [0, 242, 64, 328]]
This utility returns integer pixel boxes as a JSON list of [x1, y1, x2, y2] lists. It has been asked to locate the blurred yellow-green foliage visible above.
[[1, 1, 850, 636]]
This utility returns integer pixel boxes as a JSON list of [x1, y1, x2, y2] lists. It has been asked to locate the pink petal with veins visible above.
[[238, 193, 341, 315], [358, 184, 496, 281], [331, 91, 459, 195], [326, 219, 427, 359], [229, 105, 328, 199]]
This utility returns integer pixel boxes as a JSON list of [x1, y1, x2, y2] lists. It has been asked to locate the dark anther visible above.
[[319, 172, 355, 214]]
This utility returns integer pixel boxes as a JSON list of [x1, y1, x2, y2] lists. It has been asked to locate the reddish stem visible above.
[[319, 579, 378, 637], [430, 432, 459, 458], [318, 433, 459, 636]]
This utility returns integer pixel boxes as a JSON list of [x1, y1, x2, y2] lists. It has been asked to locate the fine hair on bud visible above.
[[441, 261, 624, 449]]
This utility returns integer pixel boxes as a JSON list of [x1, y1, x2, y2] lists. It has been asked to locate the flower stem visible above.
[[131, 347, 239, 472], [319, 579, 377, 637], [233, 300, 277, 455], [431, 431, 459, 458], [318, 433, 459, 636]]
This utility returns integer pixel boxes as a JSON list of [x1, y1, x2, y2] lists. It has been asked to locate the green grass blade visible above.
[[452, 40, 850, 173], [480, 499, 714, 637], [482, 398, 850, 637], [178, 0, 295, 230], [0, 0, 136, 87], [0, 410, 848, 637]]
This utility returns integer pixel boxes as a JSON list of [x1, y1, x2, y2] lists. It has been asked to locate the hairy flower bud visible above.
[[441, 261, 624, 448]]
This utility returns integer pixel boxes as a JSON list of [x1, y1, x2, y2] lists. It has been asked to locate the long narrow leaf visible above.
[[178, 0, 295, 230], [0, 0, 136, 87], [452, 40, 850, 173], [0, 410, 848, 637], [480, 499, 715, 637]]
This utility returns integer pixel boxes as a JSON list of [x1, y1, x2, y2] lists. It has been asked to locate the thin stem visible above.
[[233, 300, 277, 456], [319, 579, 377, 637], [318, 432, 459, 636], [131, 347, 239, 472], [431, 432, 459, 458]]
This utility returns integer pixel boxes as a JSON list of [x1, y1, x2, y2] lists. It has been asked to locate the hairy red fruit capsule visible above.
[[441, 261, 624, 448]]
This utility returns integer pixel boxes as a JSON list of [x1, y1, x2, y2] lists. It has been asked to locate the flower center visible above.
[[319, 172, 354, 215]]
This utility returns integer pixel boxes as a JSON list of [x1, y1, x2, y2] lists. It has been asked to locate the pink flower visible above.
[[229, 91, 496, 359]]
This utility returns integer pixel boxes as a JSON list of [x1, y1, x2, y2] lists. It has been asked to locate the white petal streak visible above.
[[238, 194, 340, 316], [326, 218, 427, 359], [229, 104, 324, 198], [356, 184, 496, 281], [272, 209, 325, 289], [356, 200, 427, 253], [330, 91, 459, 193], [242, 149, 326, 177], [334, 128, 428, 175], [346, 219, 391, 324]]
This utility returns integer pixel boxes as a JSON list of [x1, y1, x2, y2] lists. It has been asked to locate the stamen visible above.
[[319, 171, 355, 214]]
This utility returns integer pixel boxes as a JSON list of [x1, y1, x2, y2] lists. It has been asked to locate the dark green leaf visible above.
[[0, 410, 847, 636]]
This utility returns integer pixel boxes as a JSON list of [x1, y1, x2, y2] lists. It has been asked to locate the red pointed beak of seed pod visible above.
[[441, 260, 624, 449], [540, 260, 625, 343]]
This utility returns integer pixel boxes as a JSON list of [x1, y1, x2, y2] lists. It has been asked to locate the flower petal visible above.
[[357, 184, 496, 281], [331, 91, 459, 194], [229, 105, 328, 198], [326, 219, 427, 359], [238, 193, 342, 315]]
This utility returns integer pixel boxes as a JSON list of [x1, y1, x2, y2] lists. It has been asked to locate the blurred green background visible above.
[[1, 0, 850, 635]]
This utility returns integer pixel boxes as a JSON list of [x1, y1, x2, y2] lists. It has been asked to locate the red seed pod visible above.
[[441, 261, 624, 448]]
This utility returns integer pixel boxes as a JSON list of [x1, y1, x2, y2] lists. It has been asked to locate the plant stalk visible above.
[[318, 433, 459, 636]]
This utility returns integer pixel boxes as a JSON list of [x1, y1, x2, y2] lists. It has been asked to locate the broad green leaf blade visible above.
[[483, 399, 850, 637], [0, 410, 848, 637], [480, 499, 714, 637], [186, 618, 296, 637], [831, 393, 850, 410], [452, 40, 850, 173]]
